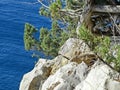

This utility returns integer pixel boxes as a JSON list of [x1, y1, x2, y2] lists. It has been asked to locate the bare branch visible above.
[[37, 0, 49, 9], [60, 9, 83, 18]]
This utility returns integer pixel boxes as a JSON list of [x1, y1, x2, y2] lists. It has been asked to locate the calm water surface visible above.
[[0, 0, 50, 90]]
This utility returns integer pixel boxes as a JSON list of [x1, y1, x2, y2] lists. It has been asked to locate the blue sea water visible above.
[[0, 0, 51, 90]]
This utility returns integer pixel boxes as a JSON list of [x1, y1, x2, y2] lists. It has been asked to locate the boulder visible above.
[[19, 59, 54, 90], [42, 62, 88, 90], [19, 55, 70, 90], [75, 60, 120, 90], [20, 38, 120, 90], [50, 55, 69, 74], [59, 38, 91, 59]]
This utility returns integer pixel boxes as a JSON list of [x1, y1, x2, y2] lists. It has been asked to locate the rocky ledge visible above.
[[19, 38, 120, 90]]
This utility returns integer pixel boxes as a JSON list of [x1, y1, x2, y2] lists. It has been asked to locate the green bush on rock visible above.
[[79, 25, 120, 72]]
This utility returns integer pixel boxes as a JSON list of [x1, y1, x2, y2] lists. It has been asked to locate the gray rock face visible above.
[[50, 55, 69, 75], [41, 62, 88, 90], [19, 38, 120, 90], [19, 59, 54, 90], [75, 60, 120, 90], [59, 38, 91, 59], [19, 55, 70, 90]]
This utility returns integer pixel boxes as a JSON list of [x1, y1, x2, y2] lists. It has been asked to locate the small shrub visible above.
[[79, 24, 120, 72]]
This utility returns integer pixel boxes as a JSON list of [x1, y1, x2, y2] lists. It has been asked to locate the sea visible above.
[[0, 0, 51, 90]]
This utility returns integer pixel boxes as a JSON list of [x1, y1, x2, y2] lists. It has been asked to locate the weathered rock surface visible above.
[[75, 60, 120, 90], [42, 62, 88, 90], [19, 38, 120, 90], [59, 38, 91, 59], [50, 55, 69, 75], [19, 59, 54, 90], [19, 54, 71, 90]]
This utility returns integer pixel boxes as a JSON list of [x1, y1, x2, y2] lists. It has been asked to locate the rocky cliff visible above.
[[19, 38, 120, 90]]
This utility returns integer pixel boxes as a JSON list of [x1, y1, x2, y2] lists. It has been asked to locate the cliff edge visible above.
[[19, 38, 120, 90]]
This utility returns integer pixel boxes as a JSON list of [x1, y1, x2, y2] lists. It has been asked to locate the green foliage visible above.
[[79, 24, 110, 56], [94, 37, 110, 59], [79, 24, 94, 45], [39, 0, 79, 39], [110, 45, 120, 72], [24, 23, 38, 50], [115, 46, 120, 72], [40, 7, 50, 17], [49, 0, 62, 19], [40, 20, 69, 57], [24, 0, 80, 58], [79, 25, 120, 72], [39, 27, 49, 41], [24, 20, 69, 57], [24, 0, 120, 72]]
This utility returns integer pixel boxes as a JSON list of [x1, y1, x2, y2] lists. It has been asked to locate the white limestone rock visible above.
[[50, 55, 69, 74], [75, 60, 120, 90], [19, 38, 120, 90], [42, 62, 88, 90], [59, 38, 91, 59], [19, 59, 54, 90]]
